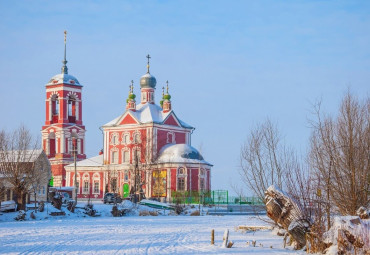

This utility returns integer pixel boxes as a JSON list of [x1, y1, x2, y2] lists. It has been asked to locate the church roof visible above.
[[157, 144, 212, 166], [46, 73, 81, 86], [66, 154, 103, 167], [103, 103, 193, 129]]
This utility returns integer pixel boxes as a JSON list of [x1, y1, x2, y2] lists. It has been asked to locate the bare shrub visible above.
[[240, 119, 288, 203], [310, 91, 370, 216]]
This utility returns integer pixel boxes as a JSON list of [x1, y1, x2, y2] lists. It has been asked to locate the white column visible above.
[[56, 135, 59, 154], [60, 131, 65, 153], [46, 139, 50, 155], [49, 100, 52, 121], [76, 101, 79, 120]]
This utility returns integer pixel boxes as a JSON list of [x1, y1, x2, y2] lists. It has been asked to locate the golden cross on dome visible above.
[[146, 54, 151, 73], [166, 80, 169, 94], [162, 86, 165, 97], [64, 30, 67, 43]]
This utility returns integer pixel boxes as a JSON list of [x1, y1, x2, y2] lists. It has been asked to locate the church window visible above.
[[83, 181, 89, 194], [122, 133, 130, 145], [82, 173, 90, 194], [167, 132, 175, 144], [51, 95, 59, 123], [111, 151, 118, 164], [93, 173, 100, 194], [67, 96, 76, 123], [93, 182, 99, 194], [124, 170, 129, 182], [133, 131, 141, 144], [123, 150, 130, 163], [178, 167, 185, 175], [177, 178, 185, 191], [110, 133, 119, 146], [48, 132, 56, 156]]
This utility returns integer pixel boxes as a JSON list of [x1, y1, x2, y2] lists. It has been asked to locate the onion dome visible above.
[[140, 54, 157, 89], [140, 73, 157, 89], [126, 81, 136, 111]]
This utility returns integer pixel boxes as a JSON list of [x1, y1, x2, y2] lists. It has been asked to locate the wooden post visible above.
[[211, 229, 214, 245], [222, 229, 229, 248]]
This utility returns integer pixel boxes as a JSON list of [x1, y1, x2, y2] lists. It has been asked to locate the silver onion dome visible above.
[[140, 73, 157, 89]]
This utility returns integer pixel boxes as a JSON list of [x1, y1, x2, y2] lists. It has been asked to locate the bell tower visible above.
[[41, 31, 86, 187]]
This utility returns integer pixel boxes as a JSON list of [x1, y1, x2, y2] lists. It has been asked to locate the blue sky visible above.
[[0, 1, 369, 194]]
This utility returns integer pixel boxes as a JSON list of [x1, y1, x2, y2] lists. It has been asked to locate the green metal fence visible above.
[[170, 190, 263, 205]]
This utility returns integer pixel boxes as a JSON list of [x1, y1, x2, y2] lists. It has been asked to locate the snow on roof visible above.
[[46, 73, 81, 86], [0, 149, 44, 163], [66, 155, 103, 167], [103, 103, 193, 129], [157, 144, 212, 166]]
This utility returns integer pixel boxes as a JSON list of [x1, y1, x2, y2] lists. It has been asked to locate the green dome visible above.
[[164, 94, 171, 100], [129, 93, 136, 100]]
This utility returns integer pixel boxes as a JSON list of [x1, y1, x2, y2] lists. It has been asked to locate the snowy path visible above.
[[0, 216, 301, 254]]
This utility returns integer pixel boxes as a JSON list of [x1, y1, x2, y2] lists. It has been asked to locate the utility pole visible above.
[[72, 137, 78, 206]]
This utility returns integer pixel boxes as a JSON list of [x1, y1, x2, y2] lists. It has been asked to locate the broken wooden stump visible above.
[[265, 185, 310, 250]]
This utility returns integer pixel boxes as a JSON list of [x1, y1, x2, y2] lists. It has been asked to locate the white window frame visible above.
[[82, 173, 90, 194], [122, 148, 130, 164], [93, 173, 100, 194], [111, 149, 119, 164], [122, 132, 131, 145]]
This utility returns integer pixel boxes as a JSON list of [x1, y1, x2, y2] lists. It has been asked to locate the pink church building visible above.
[[42, 35, 212, 201]]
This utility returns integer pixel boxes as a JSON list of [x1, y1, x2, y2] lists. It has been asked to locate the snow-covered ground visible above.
[[0, 202, 303, 254]]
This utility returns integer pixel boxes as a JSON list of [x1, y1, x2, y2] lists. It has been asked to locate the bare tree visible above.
[[239, 119, 287, 202], [28, 152, 51, 211], [0, 125, 40, 210], [309, 91, 370, 216]]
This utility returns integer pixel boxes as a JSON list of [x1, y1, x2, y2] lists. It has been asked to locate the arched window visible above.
[[133, 131, 141, 144], [51, 95, 59, 123], [93, 173, 100, 194], [82, 173, 90, 194], [48, 132, 56, 156], [122, 149, 130, 163], [68, 95, 77, 123], [111, 149, 119, 164], [177, 167, 186, 191], [110, 133, 119, 146], [122, 133, 130, 145]]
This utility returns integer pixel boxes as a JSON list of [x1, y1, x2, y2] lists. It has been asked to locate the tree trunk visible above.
[[265, 185, 310, 249]]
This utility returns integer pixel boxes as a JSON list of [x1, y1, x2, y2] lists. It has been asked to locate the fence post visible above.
[[211, 229, 214, 245]]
